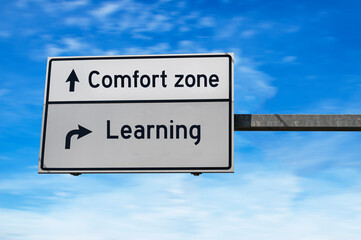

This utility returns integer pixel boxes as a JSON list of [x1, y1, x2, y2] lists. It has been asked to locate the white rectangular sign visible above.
[[39, 53, 233, 173], [48, 55, 231, 101]]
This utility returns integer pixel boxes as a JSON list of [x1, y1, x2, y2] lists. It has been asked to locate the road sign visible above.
[[39, 53, 234, 173]]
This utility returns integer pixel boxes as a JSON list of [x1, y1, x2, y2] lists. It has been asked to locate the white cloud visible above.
[[0, 156, 10, 160], [44, 37, 119, 57], [91, 2, 122, 19], [136, 14, 173, 32], [17, 0, 89, 11], [282, 55, 297, 63], [124, 43, 170, 55], [0, 89, 9, 97], [284, 25, 300, 33], [0, 31, 10, 38], [258, 21, 273, 30], [0, 85, 42, 128], [0, 169, 360, 239], [59, 1, 214, 35], [65, 17, 90, 28], [62, 0, 89, 10], [261, 131, 361, 175], [45, 38, 86, 56], [16, 0, 37, 8], [217, 17, 245, 38], [90, 48, 120, 56], [175, 40, 207, 53], [46, 0, 89, 11], [198, 17, 215, 28], [85, 0, 178, 34], [233, 53, 277, 112], [241, 29, 257, 38]]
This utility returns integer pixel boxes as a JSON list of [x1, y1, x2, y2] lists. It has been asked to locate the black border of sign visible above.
[[40, 54, 233, 172]]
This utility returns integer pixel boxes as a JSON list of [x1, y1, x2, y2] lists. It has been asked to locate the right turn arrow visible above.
[[65, 125, 92, 149]]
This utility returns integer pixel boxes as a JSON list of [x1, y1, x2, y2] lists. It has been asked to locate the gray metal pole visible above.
[[234, 114, 361, 131]]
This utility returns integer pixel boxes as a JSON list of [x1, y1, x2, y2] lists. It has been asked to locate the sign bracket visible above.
[[234, 114, 361, 131]]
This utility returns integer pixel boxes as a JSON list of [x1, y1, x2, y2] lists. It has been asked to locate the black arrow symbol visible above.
[[66, 69, 79, 92], [65, 125, 92, 149]]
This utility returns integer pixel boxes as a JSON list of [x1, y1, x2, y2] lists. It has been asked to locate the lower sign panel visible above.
[[39, 102, 233, 173]]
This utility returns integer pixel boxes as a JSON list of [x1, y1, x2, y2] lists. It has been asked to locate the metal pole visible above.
[[234, 114, 361, 131]]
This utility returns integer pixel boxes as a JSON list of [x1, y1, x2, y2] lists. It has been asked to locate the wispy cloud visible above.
[[261, 132, 361, 175], [217, 17, 245, 39], [17, 0, 89, 11], [233, 52, 277, 112], [198, 16, 216, 28], [90, 1, 122, 19], [241, 29, 258, 38], [60, 0, 89, 10], [0, 87, 42, 125], [124, 43, 170, 55], [0, 156, 10, 160], [282, 55, 297, 63], [59, 1, 211, 35], [65, 17, 90, 28], [46, 38, 86, 56], [0, 89, 9, 97], [0, 169, 360, 239], [44, 37, 119, 57], [0, 31, 10, 38]]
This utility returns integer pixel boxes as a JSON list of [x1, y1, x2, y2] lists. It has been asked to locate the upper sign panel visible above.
[[47, 54, 233, 102]]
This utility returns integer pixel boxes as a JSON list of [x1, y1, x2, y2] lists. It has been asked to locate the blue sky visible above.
[[0, 0, 361, 239]]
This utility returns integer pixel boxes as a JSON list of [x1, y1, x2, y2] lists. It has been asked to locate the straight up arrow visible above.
[[66, 69, 79, 92]]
